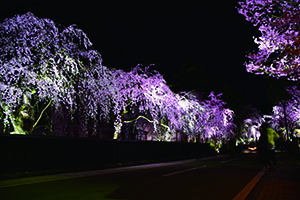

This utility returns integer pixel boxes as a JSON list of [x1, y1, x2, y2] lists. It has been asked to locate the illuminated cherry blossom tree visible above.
[[198, 92, 235, 150], [0, 12, 236, 148], [271, 86, 300, 139], [236, 105, 263, 144], [111, 88, 236, 144], [176, 92, 205, 142], [105, 65, 183, 139], [0, 12, 103, 134], [237, 0, 300, 80]]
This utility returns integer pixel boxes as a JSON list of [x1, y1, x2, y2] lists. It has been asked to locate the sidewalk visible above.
[[246, 153, 300, 200]]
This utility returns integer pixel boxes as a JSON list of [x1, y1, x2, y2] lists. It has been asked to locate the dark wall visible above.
[[0, 135, 210, 173]]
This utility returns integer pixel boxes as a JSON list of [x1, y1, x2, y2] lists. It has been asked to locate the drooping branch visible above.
[[30, 99, 52, 134], [124, 115, 170, 130]]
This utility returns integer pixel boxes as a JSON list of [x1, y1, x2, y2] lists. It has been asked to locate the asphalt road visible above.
[[0, 153, 263, 200]]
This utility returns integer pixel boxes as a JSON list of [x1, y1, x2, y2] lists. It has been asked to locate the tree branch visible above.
[[30, 99, 52, 134]]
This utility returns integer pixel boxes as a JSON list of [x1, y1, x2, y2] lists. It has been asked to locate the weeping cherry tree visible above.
[[105, 66, 182, 140], [0, 12, 103, 134], [199, 92, 235, 150], [271, 86, 300, 139], [0, 12, 236, 146]]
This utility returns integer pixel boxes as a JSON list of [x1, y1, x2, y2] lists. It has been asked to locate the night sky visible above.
[[0, 1, 294, 114]]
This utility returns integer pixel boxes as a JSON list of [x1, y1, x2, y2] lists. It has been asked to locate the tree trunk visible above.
[[9, 112, 27, 134], [9, 92, 34, 134]]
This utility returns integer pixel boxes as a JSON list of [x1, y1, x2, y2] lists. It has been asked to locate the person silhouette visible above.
[[258, 122, 279, 169]]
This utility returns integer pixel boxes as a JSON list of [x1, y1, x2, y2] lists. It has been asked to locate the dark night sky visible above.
[[0, 1, 294, 114]]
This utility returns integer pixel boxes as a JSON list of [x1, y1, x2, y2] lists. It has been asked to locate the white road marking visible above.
[[0, 159, 196, 188], [0, 155, 227, 188], [162, 165, 207, 177], [232, 167, 266, 200]]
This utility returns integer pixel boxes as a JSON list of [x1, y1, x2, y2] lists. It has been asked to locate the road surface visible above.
[[0, 153, 264, 200]]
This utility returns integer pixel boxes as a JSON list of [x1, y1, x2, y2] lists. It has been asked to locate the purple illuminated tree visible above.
[[0, 12, 236, 146], [236, 105, 263, 144], [166, 91, 236, 145], [176, 92, 204, 142], [199, 92, 235, 150], [106, 69, 237, 143], [286, 86, 300, 126], [109, 86, 236, 144], [104, 65, 183, 140], [237, 0, 300, 80], [0, 12, 103, 134], [59, 63, 113, 137], [271, 86, 300, 139]]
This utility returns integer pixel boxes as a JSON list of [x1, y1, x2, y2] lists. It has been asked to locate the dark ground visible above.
[[1, 153, 263, 200]]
